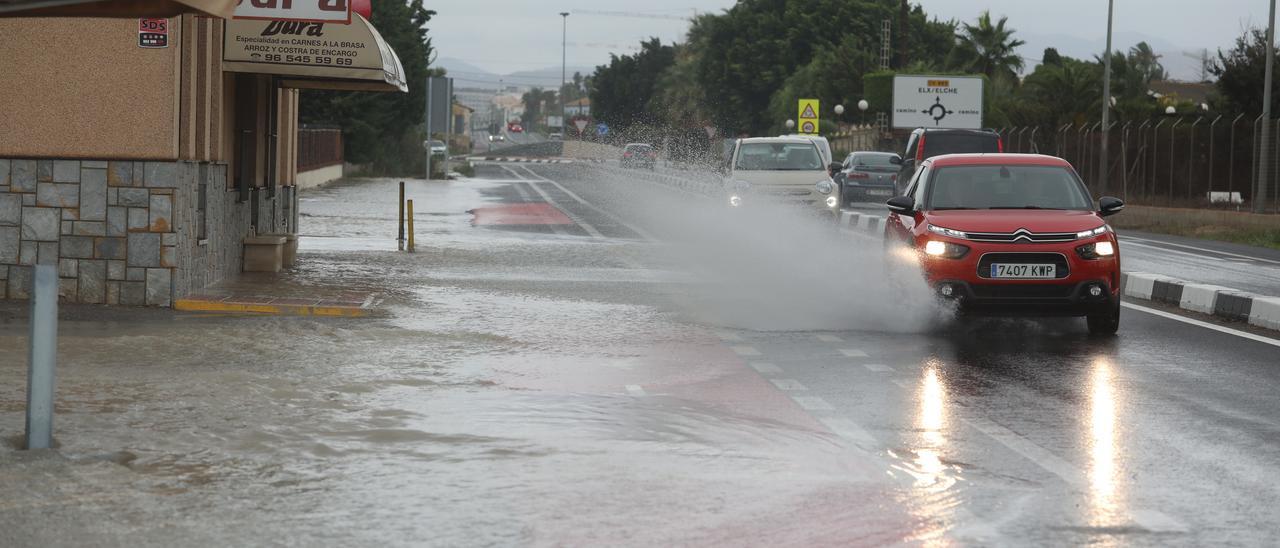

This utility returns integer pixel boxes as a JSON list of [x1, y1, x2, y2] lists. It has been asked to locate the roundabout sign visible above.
[[892, 75, 983, 130]]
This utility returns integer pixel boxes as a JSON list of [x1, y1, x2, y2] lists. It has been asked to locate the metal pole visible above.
[[560, 12, 569, 138], [1137, 120, 1150, 197], [398, 181, 405, 250], [1259, 0, 1277, 212], [426, 77, 433, 181], [1121, 121, 1132, 200], [1170, 118, 1183, 204], [1029, 126, 1040, 154], [1189, 117, 1202, 201], [444, 78, 453, 177], [1099, 0, 1115, 193], [406, 199, 415, 253], [1153, 119, 1166, 200], [1231, 113, 1244, 203], [1209, 115, 1222, 201], [25, 264, 57, 450]]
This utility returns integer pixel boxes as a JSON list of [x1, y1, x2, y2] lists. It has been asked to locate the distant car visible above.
[[507, 122, 524, 133], [621, 143, 657, 169], [884, 153, 1124, 334], [548, 133, 563, 141], [836, 151, 900, 206], [780, 133, 839, 176], [893, 128, 1002, 192], [488, 134, 505, 142], [723, 137, 839, 217], [428, 140, 447, 155]]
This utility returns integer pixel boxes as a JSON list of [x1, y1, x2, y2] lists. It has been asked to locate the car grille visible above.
[[977, 253, 1070, 279], [970, 284, 1074, 299], [965, 228, 1077, 243], [756, 188, 814, 197]]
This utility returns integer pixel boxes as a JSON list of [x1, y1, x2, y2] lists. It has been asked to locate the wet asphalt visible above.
[[0, 161, 1278, 546]]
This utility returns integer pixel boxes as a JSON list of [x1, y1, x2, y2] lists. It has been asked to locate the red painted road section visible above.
[[471, 203, 573, 225]]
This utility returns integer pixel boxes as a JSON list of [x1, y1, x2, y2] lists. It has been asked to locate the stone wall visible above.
[[0, 158, 289, 306]]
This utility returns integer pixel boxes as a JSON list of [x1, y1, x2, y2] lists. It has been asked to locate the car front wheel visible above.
[[1087, 300, 1121, 336]]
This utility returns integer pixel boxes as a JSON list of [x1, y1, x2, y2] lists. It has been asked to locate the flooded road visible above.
[[3, 162, 1280, 546]]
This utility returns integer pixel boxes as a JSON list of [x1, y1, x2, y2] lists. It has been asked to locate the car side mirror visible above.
[[889, 156, 903, 165], [886, 196, 914, 215], [1099, 196, 1125, 217]]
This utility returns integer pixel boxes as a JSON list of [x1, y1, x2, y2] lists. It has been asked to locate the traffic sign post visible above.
[[798, 99, 820, 134]]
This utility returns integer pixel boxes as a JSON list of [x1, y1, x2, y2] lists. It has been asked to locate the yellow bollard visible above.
[[406, 199, 415, 253]]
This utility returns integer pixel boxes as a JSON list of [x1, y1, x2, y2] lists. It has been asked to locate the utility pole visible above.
[[560, 12, 569, 138], [1259, 0, 1276, 213], [1099, 0, 1114, 194]]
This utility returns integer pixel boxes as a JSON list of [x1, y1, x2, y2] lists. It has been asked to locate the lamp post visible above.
[[1258, 0, 1276, 212], [560, 11, 569, 138], [785, 119, 796, 131], [1099, 0, 1115, 193], [858, 99, 869, 127]]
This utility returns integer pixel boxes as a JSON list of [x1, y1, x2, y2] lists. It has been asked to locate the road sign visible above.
[[892, 75, 983, 129], [574, 119, 589, 133], [798, 98, 820, 134], [138, 18, 168, 48], [597, 123, 609, 136]]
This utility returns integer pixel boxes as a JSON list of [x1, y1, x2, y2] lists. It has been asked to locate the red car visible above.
[[884, 153, 1124, 334], [507, 122, 524, 133]]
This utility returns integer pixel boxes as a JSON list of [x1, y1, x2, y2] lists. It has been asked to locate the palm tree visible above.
[[1129, 41, 1167, 82], [949, 11, 1026, 81]]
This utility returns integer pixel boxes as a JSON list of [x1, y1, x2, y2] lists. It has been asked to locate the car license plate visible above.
[[990, 263, 1056, 279], [865, 189, 892, 196]]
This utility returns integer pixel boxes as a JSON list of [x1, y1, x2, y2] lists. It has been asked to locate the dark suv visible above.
[[892, 128, 1002, 192]]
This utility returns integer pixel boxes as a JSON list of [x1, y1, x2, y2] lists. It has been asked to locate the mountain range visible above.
[[436, 57, 597, 91]]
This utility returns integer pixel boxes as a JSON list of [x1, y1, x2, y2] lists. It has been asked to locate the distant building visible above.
[[565, 98, 591, 118]]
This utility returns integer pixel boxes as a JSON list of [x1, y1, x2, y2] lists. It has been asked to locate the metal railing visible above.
[[297, 128, 344, 172]]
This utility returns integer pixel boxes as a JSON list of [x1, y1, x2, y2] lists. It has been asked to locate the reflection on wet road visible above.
[[2, 162, 1279, 545]]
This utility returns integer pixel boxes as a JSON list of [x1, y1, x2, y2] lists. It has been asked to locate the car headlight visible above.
[[927, 224, 969, 239], [923, 240, 970, 259], [1076, 225, 1110, 239], [729, 195, 742, 207], [815, 181, 835, 195], [826, 196, 838, 208], [1076, 240, 1116, 259]]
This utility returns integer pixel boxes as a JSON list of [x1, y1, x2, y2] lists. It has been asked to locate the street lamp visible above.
[[858, 99, 869, 126], [1099, 0, 1115, 193], [560, 11, 569, 138], [1259, 0, 1276, 213], [834, 104, 845, 115], [1165, 105, 1176, 115], [785, 119, 795, 130]]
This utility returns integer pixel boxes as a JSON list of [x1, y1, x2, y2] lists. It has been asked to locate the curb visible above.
[[466, 156, 574, 164], [174, 296, 372, 317], [1121, 272, 1280, 330], [838, 210, 885, 236]]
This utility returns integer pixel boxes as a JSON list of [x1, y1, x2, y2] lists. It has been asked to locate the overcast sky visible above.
[[426, 1, 1274, 82]]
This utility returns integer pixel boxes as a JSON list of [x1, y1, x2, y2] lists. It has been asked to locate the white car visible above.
[[724, 137, 840, 217], [428, 140, 447, 155], [779, 133, 835, 172]]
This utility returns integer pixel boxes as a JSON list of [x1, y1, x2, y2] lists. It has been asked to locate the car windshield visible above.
[[852, 153, 899, 171], [430, 140, 445, 147], [926, 165, 1094, 211], [922, 133, 999, 158], [735, 142, 822, 170]]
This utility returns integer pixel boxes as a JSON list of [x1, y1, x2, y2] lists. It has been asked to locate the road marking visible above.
[[891, 379, 909, 389], [518, 165, 661, 243], [508, 182, 570, 236], [1122, 235, 1280, 266], [770, 379, 808, 391], [863, 363, 894, 372], [511, 169, 608, 239], [792, 396, 835, 411], [625, 384, 646, 397], [730, 345, 761, 356], [1123, 301, 1280, 348], [749, 362, 782, 374], [818, 417, 877, 446], [815, 334, 843, 342], [839, 348, 869, 358]]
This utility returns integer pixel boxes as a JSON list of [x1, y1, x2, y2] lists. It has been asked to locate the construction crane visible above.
[[1182, 49, 1211, 82], [572, 9, 694, 21]]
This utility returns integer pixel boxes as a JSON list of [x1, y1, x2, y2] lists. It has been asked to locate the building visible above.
[[565, 98, 591, 118], [0, 11, 404, 306]]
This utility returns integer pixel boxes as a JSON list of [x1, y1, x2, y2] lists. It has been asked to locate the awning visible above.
[[222, 12, 406, 93], [0, 0, 235, 18]]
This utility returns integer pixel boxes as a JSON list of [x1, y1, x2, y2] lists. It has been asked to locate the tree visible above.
[[1210, 28, 1276, 115], [520, 88, 558, 132], [589, 38, 677, 131], [1042, 47, 1063, 67], [948, 11, 1026, 81], [1129, 42, 1167, 82], [299, 0, 435, 175]]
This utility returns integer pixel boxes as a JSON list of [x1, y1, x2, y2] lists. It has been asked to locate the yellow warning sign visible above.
[[798, 98, 820, 134]]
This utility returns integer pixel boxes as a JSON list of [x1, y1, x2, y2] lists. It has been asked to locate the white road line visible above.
[[1122, 235, 1280, 266], [516, 174, 607, 239], [818, 417, 877, 446], [730, 345, 761, 356], [517, 165, 661, 243], [770, 379, 808, 391], [839, 348, 869, 358], [863, 363, 894, 372], [815, 334, 843, 343], [749, 362, 782, 374], [1123, 301, 1280, 348], [625, 384, 646, 397], [792, 396, 835, 411], [508, 180, 571, 236]]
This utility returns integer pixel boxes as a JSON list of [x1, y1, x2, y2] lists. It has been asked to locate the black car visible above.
[[834, 151, 901, 206], [893, 128, 1002, 192], [621, 143, 657, 169]]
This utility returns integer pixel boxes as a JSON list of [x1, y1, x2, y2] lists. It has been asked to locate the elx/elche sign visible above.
[[892, 75, 984, 130], [233, 0, 351, 24]]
